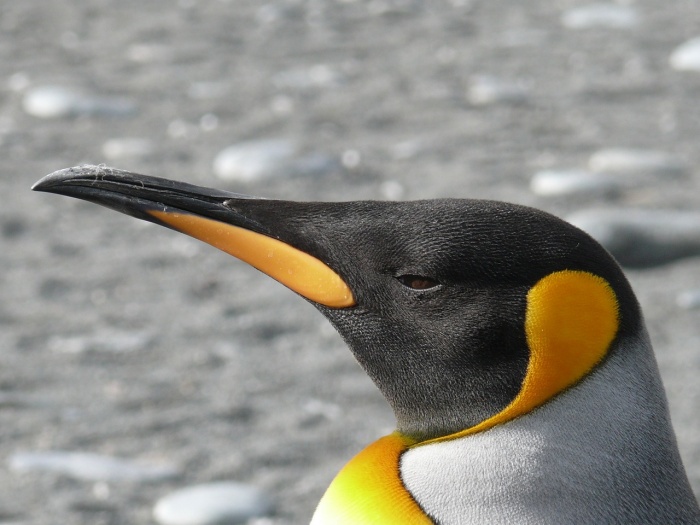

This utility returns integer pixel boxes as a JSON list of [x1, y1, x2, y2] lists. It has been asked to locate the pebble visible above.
[[302, 399, 342, 421], [127, 43, 173, 63], [532, 149, 689, 198], [677, 289, 700, 310], [271, 64, 341, 91], [380, 180, 406, 201], [213, 140, 295, 182], [467, 76, 530, 106], [153, 482, 273, 525], [340, 149, 361, 169], [567, 209, 700, 268], [47, 330, 153, 354], [670, 37, 700, 72], [8, 71, 30, 92], [213, 140, 337, 183], [530, 169, 620, 197], [561, 4, 639, 30], [588, 148, 687, 178], [0, 392, 50, 409], [391, 139, 424, 160], [9, 451, 180, 482], [102, 138, 154, 160], [22, 85, 137, 119], [187, 81, 229, 100]]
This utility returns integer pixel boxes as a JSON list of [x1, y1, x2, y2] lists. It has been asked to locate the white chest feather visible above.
[[400, 333, 700, 524]]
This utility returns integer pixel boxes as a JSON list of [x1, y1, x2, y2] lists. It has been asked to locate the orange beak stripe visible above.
[[149, 210, 355, 308]]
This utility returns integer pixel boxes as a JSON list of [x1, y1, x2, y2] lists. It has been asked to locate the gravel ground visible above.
[[2, 1, 700, 523]]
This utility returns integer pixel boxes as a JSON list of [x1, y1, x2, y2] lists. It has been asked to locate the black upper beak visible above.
[[33, 165, 355, 308]]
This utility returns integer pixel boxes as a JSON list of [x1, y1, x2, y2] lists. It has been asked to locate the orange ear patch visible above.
[[423, 270, 619, 444], [518, 270, 619, 417]]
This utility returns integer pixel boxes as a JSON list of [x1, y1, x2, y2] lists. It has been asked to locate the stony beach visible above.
[[2, 1, 700, 524]]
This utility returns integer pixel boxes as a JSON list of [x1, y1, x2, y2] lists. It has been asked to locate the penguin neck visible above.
[[324, 310, 527, 443]]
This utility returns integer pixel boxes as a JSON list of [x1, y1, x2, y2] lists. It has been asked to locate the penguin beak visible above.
[[32, 165, 355, 309]]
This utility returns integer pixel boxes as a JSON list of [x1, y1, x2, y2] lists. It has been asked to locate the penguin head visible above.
[[33, 166, 640, 442], [264, 199, 640, 441]]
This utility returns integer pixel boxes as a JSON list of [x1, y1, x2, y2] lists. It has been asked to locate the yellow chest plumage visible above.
[[310, 433, 433, 525]]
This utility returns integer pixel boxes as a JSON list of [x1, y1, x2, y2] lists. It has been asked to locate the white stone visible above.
[[22, 85, 137, 119], [187, 82, 228, 100], [102, 138, 154, 160], [153, 482, 273, 525], [22, 86, 81, 118], [391, 139, 424, 160], [9, 451, 179, 482], [8, 72, 30, 92], [272, 65, 341, 90], [530, 170, 619, 197], [467, 76, 529, 106], [588, 148, 687, 177], [127, 43, 172, 63], [213, 140, 296, 182], [380, 180, 405, 201], [341, 149, 361, 169], [199, 114, 219, 132], [670, 37, 700, 72], [47, 330, 153, 354], [562, 4, 639, 30], [677, 290, 700, 310]]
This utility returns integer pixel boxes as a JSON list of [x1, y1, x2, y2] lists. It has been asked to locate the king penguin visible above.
[[33, 165, 700, 524]]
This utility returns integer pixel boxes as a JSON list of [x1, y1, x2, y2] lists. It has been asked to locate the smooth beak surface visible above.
[[33, 165, 355, 308]]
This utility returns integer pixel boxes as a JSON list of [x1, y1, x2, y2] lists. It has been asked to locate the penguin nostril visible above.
[[397, 275, 440, 290]]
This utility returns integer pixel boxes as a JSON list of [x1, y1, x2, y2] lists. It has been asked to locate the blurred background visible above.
[[2, 1, 700, 523]]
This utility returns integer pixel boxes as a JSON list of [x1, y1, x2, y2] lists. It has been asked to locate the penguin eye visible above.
[[396, 274, 440, 290]]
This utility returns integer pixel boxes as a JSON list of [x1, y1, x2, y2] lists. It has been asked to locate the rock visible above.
[[302, 398, 341, 421], [187, 81, 229, 100], [391, 139, 424, 160], [47, 330, 153, 354], [567, 209, 700, 268], [340, 149, 361, 169], [530, 169, 620, 197], [22, 86, 76, 118], [126, 43, 173, 63], [531, 148, 689, 197], [1, 218, 27, 239], [213, 140, 296, 182], [670, 37, 700, 72], [199, 114, 219, 132], [22, 85, 137, 119], [271, 64, 342, 91], [7, 71, 30, 92], [588, 148, 687, 178], [677, 290, 700, 310], [0, 392, 50, 409], [561, 4, 639, 30], [379, 180, 405, 200], [467, 76, 530, 106], [102, 138, 154, 160], [213, 140, 338, 183], [9, 451, 180, 482], [153, 482, 273, 525]]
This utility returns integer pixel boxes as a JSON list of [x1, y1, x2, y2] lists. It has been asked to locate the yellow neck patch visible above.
[[311, 433, 432, 525], [148, 210, 355, 308], [422, 270, 620, 445]]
